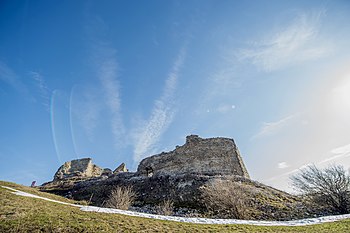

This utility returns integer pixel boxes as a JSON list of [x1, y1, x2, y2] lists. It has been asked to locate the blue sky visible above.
[[1, 0, 350, 191]]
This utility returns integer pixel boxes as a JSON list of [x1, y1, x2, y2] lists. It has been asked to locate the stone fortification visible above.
[[54, 158, 103, 180], [40, 136, 322, 221], [137, 135, 250, 178]]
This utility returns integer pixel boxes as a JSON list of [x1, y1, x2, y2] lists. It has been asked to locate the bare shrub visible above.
[[156, 200, 174, 216], [200, 180, 249, 219], [291, 164, 350, 214], [104, 186, 136, 210]]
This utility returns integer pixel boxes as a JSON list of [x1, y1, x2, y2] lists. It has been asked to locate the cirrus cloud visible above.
[[133, 48, 186, 162], [238, 9, 332, 72]]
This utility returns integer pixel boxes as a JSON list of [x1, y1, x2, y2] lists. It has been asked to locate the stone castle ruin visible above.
[[137, 135, 250, 178], [49, 135, 249, 183], [42, 134, 250, 207], [40, 136, 320, 221]]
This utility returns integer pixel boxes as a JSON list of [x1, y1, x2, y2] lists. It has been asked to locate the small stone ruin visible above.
[[53, 158, 128, 181], [54, 158, 103, 180]]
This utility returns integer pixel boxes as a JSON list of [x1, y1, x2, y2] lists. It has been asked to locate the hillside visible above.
[[39, 135, 328, 220], [1, 181, 350, 232]]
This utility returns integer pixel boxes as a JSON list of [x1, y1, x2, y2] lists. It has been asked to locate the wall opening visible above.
[[145, 167, 154, 177]]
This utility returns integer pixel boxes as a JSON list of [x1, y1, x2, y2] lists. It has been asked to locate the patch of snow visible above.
[[1, 185, 82, 207], [2, 185, 350, 226], [80, 205, 350, 226]]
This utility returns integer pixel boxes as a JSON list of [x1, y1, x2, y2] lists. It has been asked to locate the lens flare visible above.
[[328, 73, 350, 122], [50, 90, 62, 164]]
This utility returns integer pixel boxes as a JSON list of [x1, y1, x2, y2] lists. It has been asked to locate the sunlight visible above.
[[329, 73, 350, 119]]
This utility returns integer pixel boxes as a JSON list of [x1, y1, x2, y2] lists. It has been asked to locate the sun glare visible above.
[[331, 74, 350, 113]]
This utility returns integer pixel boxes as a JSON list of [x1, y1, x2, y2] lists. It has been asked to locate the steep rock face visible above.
[[54, 158, 103, 180], [137, 135, 250, 178]]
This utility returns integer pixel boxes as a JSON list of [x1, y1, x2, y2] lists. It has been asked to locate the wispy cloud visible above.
[[278, 162, 289, 169], [266, 144, 350, 184], [0, 61, 26, 93], [82, 14, 125, 146], [320, 143, 350, 164], [70, 86, 102, 141], [265, 163, 312, 182], [238, 9, 331, 72], [133, 48, 186, 162], [30, 71, 50, 110], [216, 104, 236, 113], [205, 67, 242, 100], [252, 113, 299, 139], [95, 47, 125, 147], [265, 143, 350, 189], [196, 64, 242, 117]]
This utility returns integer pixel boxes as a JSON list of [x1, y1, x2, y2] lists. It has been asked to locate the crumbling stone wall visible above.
[[137, 135, 250, 178], [54, 158, 103, 180]]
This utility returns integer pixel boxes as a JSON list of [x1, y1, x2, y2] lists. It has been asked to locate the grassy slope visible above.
[[1, 181, 350, 232]]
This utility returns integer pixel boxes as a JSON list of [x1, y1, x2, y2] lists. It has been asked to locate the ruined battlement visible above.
[[53, 158, 127, 181], [54, 158, 103, 180], [137, 135, 250, 178]]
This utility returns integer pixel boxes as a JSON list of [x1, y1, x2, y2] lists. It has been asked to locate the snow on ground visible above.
[[2, 185, 82, 207], [80, 206, 350, 226], [2, 185, 350, 226]]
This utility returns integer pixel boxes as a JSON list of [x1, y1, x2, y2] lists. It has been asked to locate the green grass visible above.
[[1, 181, 350, 232]]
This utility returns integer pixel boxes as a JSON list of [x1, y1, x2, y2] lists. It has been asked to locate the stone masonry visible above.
[[54, 158, 103, 180], [137, 135, 250, 178]]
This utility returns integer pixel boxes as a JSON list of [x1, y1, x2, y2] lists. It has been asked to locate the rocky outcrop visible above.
[[54, 158, 103, 180], [137, 135, 249, 178], [113, 163, 128, 173], [42, 136, 299, 218], [102, 168, 113, 176]]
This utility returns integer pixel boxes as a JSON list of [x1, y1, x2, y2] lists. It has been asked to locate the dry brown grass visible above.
[[200, 180, 250, 219], [156, 199, 174, 216], [104, 186, 136, 210]]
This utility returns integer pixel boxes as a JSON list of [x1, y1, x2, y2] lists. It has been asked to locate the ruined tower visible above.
[[137, 135, 250, 178]]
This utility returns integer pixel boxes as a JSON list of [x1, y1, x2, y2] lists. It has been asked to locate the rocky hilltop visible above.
[[40, 135, 322, 220]]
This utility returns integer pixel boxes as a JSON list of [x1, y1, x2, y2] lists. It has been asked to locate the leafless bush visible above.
[[104, 186, 136, 210], [156, 199, 174, 216], [291, 164, 350, 214], [200, 180, 249, 219]]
